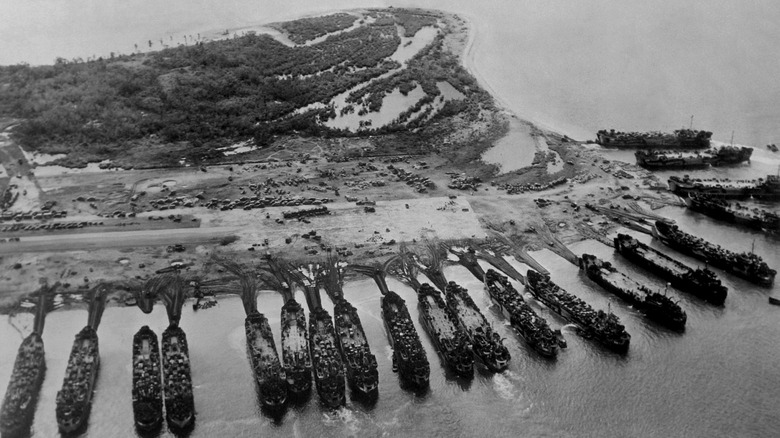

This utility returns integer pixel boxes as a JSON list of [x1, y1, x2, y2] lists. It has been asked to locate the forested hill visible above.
[[0, 9, 486, 169]]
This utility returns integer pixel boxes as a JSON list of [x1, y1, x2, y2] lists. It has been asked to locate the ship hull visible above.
[[162, 326, 195, 433], [685, 196, 780, 234], [445, 283, 509, 372], [416, 287, 474, 379], [56, 327, 100, 434], [309, 309, 346, 409], [333, 301, 378, 402], [652, 223, 776, 286], [381, 293, 430, 390], [614, 234, 727, 304], [245, 313, 288, 411], [669, 174, 780, 200], [280, 301, 312, 397], [0, 334, 46, 438], [525, 272, 630, 354], [132, 326, 163, 433], [483, 274, 559, 358], [580, 256, 686, 331], [597, 129, 712, 149]]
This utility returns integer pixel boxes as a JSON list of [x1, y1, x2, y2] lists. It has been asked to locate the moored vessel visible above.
[[55, 286, 107, 434], [353, 259, 430, 390], [444, 281, 510, 372], [613, 233, 727, 304], [381, 290, 431, 388], [597, 128, 712, 149], [308, 307, 346, 408], [245, 313, 288, 409], [668, 174, 780, 199], [416, 284, 474, 378], [652, 221, 776, 286], [161, 325, 195, 431], [0, 284, 55, 438], [280, 298, 313, 396], [484, 269, 560, 358], [684, 194, 780, 234], [132, 325, 163, 432], [322, 258, 378, 401], [154, 274, 195, 432], [579, 254, 686, 331], [525, 270, 631, 353]]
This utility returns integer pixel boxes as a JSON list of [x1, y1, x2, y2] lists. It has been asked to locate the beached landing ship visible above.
[[217, 258, 288, 411], [613, 233, 727, 305], [381, 291, 431, 389], [132, 326, 163, 432], [290, 266, 346, 408], [483, 269, 560, 358], [331, 300, 379, 399], [444, 282, 510, 372], [161, 326, 195, 431], [525, 270, 631, 353], [684, 194, 780, 234], [321, 259, 378, 401], [55, 286, 107, 434], [416, 284, 474, 378], [653, 221, 776, 286], [634, 146, 752, 169], [579, 254, 687, 331], [668, 174, 780, 199], [0, 285, 55, 438], [280, 298, 313, 397], [308, 307, 347, 408], [352, 260, 430, 390], [597, 128, 712, 149], [245, 313, 288, 408], [154, 274, 195, 432]]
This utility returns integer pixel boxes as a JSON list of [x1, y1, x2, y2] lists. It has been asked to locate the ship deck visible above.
[[600, 269, 644, 297], [422, 295, 459, 338], [635, 246, 688, 276], [450, 293, 488, 333]]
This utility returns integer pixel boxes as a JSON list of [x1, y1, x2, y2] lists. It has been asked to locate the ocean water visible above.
[[2, 1, 780, 437], [2, 0, 780, 146]]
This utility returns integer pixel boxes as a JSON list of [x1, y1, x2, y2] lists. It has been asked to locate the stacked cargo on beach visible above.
[[614, 233, 728, 305], [525, 271, 631, 353], [596, 128, 712, 149], [652, 221, 776, 286], [580, 254, 687, 331], [484, 269, 561, 358]]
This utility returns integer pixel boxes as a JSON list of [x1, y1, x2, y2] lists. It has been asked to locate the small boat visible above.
[[769, 296, 780, 306]]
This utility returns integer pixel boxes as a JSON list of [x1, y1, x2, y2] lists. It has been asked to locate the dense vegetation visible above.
[[0, 9, 484, 168], [275, 13, 357, 44]]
